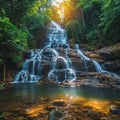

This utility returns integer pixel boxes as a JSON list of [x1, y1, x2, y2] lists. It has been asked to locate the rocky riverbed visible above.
[[0, 95, 120, 120]]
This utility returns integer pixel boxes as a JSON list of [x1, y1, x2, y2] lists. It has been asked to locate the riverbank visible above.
[[38, 72, 120, 90]]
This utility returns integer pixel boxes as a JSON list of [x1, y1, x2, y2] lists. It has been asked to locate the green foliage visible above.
[[64, 0, 120, 46], [0, 82, 5, 90], [77, 0, 102, 45], [0, 0, 52, 81], [65, 20, 81, 43], [99, 0, 120, 45], [86, 29, 100, 45], [0, 16, 28, 64], [0, 0, 51, 42]]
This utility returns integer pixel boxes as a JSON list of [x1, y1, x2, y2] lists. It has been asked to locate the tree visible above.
[[0, 16, 27, 81], [99, 0, 120, 45], [65, 20, 81, 43]]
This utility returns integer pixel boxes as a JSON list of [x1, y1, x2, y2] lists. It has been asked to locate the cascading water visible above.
[[12, 21, 119, 83], [75, 44, 119, 77], [12, 21, 76, 83], [46, 21, 76, 82]]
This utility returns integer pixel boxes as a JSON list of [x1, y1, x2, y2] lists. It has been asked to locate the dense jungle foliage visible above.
[[62, 0, 120, 46], [0, 0, 120, 81]]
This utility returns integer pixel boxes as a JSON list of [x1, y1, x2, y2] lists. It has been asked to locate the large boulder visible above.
[[96, 43, 120, 61], [110, 105, 120, 114], [102, 60, 120, 74], [84, 51, 101, 60], [71, 58, 96, 72]]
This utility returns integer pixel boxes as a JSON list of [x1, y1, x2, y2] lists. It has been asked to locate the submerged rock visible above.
[[48, 108, 64, 120], [52, 101, 66, 106], [110, 105, 120, 114]]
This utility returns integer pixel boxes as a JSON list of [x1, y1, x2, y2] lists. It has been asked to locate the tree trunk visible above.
[[3, 62, 6, 82], [80, 7, 86, 29]]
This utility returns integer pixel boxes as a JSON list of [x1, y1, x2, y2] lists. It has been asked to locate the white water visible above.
[[12, 21, 119, 84], [47, 21, 76, 82], [12, 21, 76, 83], [75, 44, 119, 77]]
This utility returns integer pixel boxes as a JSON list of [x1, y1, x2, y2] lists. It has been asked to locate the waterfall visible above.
[[12, 21, 76, 83], [12, 21, 118, 84], [75, 44, 119, 77], [47, 21, 76, 82]]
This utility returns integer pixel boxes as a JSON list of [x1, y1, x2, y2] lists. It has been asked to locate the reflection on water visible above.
[[0, 83, 120, 101]]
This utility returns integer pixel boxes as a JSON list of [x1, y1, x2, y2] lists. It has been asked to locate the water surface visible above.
[[0, 83, 120, 101]]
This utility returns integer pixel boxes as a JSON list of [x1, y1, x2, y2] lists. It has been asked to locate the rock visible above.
[[71, 58, 85, 71], [42, 62, 51, 76], [69, 44, 75, 49], [71, 58, 96, 72], [102, 60, 120, 74], [100, 117, 109, 120], [39, 69, 120, 89], [96, 43, 120, 61], [54, 57, 68, 69], [64, 114, 73, 120], [23, 100, 35, 105], [38, 80, 58, 86], [110, 105, 120, 114], [18, 116, 25, 120], [52, 101, 66, 106], [84, 51, 101, 60], [48, 108, 64, 120], [90, 112, 101, 120], [45, 106, 56, 111]]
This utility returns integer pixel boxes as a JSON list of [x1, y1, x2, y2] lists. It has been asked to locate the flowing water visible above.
[[12, 21, 119, 83], [12, 21, 76, 83]]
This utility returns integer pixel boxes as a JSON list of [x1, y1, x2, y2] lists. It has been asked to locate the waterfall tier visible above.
[[12, 21, 119, 83]]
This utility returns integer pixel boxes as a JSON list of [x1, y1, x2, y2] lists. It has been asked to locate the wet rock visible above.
[[110, 105, 120, 114], [23, 100, 35, 105], [71, 58, 85, 71], [90, 112, 101, 120], [6, 116, 17, 120], [18, 116, 26, 120], [39, 70, 120, 89], [45, 106, 56, 111], [100, 117, 109, 120], [52, 101, 66, 106], [71, 57, 96, 72], [96, 43, 120, 61], [54, 57, 68, 69], [68, 52, 80, 58], [64, 114, 73, 120], [84, 51, 101, 60], [38, 80, 58, 86], [102, 60, 120, 74], [48, 108, 64, 120], [41, 98, 50, 102], [42, 62, 51, 76]]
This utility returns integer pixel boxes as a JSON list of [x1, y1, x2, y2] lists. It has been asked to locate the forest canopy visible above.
[[52, 0, 120, 46]]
